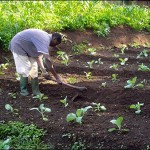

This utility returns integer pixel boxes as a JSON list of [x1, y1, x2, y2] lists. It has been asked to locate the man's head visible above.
[[50, 33, 62, 47]]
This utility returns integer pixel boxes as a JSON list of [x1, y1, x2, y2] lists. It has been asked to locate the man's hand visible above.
[[56, 77, 63, 85], [41, 72, 50, 79]]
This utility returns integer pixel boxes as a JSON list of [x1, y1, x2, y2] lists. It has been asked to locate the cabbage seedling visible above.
[[87, 48, 96, 55], [92, 102, 106, 112], [60, 96, 68, 107], [119, 58, 128, 65], [5, 104, 14, 112], [124, 77, 146, 89], [101, 82, 107, 88], [87, 60, 95, 68], [33, 94, 48, 101], [8, 92, 17, 99], [110, 63, 119, 70], [0, 63, 9, 70], [130, 102, 144, 114], [57, 51, 69, 66], [66, 106, 92, 124], [84, 71, 92, 79], [0, 138, 11, 150], [114, 54, 119, 58], [108, 116, 129, 133], [30, 104, 51, 121], [137, 49, 148, 59], [138, 63, 150, 72], [111, 74, 118, 82]]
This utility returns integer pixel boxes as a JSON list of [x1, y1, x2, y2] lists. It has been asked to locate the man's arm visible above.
[[35, 55, 47, 74], [43, 54, 62, 84]]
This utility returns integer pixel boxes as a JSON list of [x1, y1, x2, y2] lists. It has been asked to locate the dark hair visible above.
[[52, 33, 62, 44]]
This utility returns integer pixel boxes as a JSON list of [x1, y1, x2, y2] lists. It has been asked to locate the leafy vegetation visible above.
[[30, 104, 51, 121], [66, 106, 92, 124], [0, 121, 50, 149], [0, 1, 150, 50], [108, 116, 129, 133], [130, 102, 144, 114]]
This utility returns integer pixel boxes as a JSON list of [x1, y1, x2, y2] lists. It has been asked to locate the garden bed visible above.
[[0, 26, 150, 149]]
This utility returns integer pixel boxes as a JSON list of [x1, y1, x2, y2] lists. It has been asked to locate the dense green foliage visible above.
[[0, 1, 150, 50], [0, 121, 51, 149]]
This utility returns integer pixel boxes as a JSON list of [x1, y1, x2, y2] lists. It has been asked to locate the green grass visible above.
[[0, 1, 150, 50]]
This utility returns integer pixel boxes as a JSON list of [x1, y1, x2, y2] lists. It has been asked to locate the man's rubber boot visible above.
[[20, 75, 29, 96], [31, 77, 41, 96]]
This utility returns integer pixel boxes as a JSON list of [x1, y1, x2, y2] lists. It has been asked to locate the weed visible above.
[[72, 43, 87, 54], [68, 77, 77, 84], [0, 121, 50, 149]]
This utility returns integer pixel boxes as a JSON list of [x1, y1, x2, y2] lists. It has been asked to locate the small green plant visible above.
[[95, 58, 103, 65], [114, 54, 119, 58], [137, 49, 148, 59], [68, 77, 77, 84], [60, 96, 68, 107], [0, 138, 11, 150], [72, 43, 87, 54], [30, 104, 51, 121], [101, 82, 107, 88], [87, 60, 95, 68], [92, 102, 106, 112], [84, 71, 92, 79], [120, 45, 127, 54], [111, 74, 118, 82], [71, 140, 86, 150], [0, 63, 9, 70], [87, 48, 96, 55], [8, 92, 17, 99], [5, 104, 18, 114], [110, 63, 119, 70], [66, 106, 92, 124], [33, 94, 48, 101], [0, 121, 49, 149], [108, 116, 129, 133], [130, 102, 144, 114], [119, 58, 128, 65], [15, 72, 20, 81], [124, 77, 146, 89], [131, 42, 140, 48], [5, 104, 14, 112], [138, 63, 150, 71], [57, 51, 69, 66]]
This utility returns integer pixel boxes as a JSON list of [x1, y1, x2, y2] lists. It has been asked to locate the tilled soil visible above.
[[0, 26, 150, 149]]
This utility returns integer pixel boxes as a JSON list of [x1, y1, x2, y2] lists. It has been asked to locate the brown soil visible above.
[[0, 26, 150, 149]]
